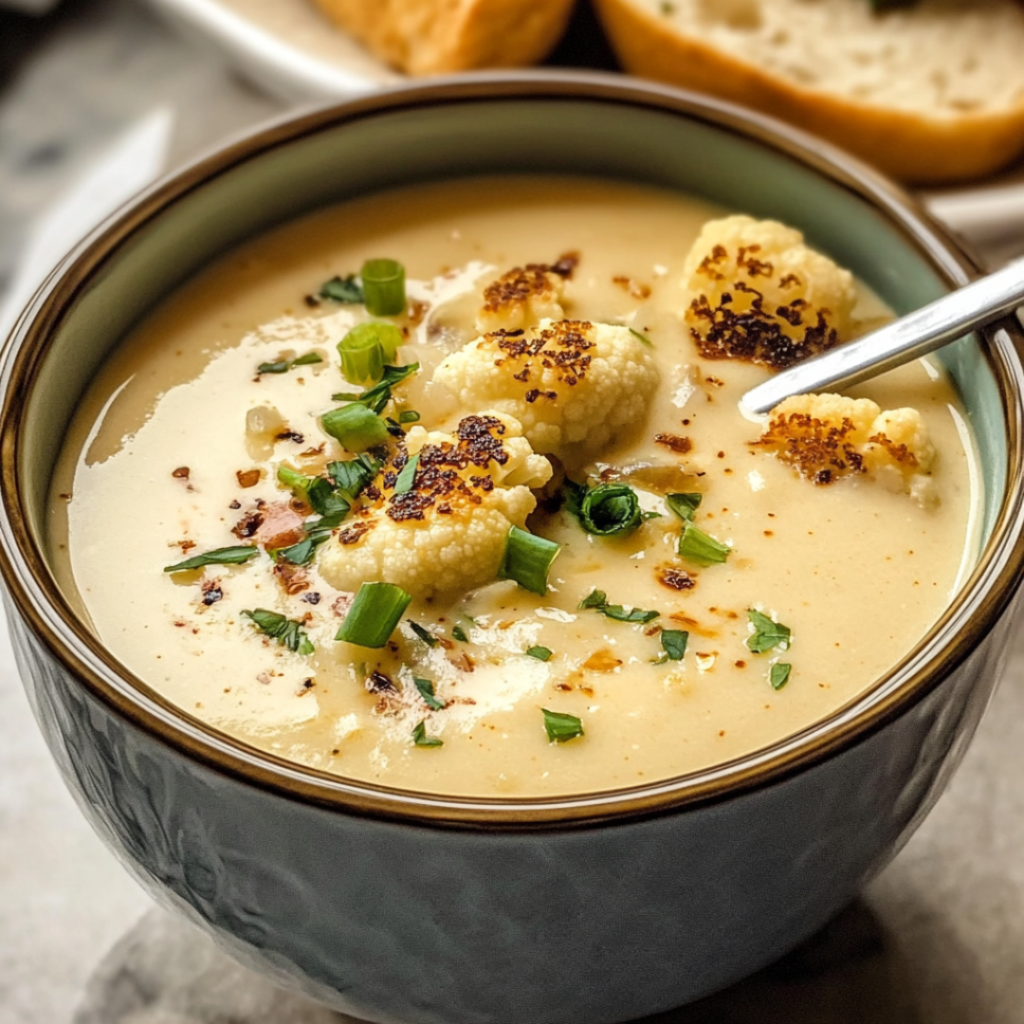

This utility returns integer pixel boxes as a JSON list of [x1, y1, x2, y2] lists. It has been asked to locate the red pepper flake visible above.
[[171, 466, 190, 479], [200, 579, 223, 606], [657, 566, 696, 591], [236, 468, 261, 488], [654, 433, 692, 454]]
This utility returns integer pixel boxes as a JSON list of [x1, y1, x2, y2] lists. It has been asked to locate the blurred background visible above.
[[2, 2, 1024, 1022]]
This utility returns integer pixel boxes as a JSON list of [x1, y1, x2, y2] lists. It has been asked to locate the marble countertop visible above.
[[2, 3, 1024, 1021]]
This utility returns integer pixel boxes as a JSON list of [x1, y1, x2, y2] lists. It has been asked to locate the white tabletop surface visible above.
[[3, 2, 1024, 1021]]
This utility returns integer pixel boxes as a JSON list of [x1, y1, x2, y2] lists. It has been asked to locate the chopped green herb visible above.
[[542, 708, 584, 743], [500, 525, 560, 595], [525, 645, 553, 661], [770, 663, 792, 690], [660, 629, 689, 661], [274, 532, 331, 566], [746, 610, 792, 654], [565, 480, 643, 537], [319, 274, 363, 304], [321, 402, 389, 452], [665, 492, 703, 522], [306, 477, 351, 519], [335, 582, 412, 648], [407, 620, 440, 648], [412, 721, 443, 747], [332, 362, 420, 414], [328, 454, 381, 499], [242, 608, 314, 655], [414, 676, 447, 710], [257, 351, 323, 375], [628, 327, 653, 347], [451, 624, 469, 643], [398, 410, 421, 424], [393, 452, 420, 495], [578, 588, 659, 624], [361, 258, 406, 317], [164, 545, 258, 573], [276, 464, 314, 505], [678, 522, 730, 565]]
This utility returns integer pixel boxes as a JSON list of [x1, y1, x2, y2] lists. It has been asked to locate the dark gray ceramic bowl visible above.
[[2, 73, 1024, 1024]]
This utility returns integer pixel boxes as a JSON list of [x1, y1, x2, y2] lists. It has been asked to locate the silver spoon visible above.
[[740, 258, 1024, 416]]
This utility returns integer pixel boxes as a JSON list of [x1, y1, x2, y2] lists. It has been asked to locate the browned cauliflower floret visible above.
[[318, 412, 551, 598], [475, 257, 576, 333], [683, 215, 857, 369], [433, 318, 659, 460], [753, 393, 935, 498]]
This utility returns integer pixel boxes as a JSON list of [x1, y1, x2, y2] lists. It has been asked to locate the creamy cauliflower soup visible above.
[[48, 176, 978, 798]]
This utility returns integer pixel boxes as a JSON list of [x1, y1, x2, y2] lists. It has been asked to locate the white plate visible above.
[[143, 0, 1024, 263], [143, 0, 402, 102]]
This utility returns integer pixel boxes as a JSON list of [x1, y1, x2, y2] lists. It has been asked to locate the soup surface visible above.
[[49, 176, 978, 798]]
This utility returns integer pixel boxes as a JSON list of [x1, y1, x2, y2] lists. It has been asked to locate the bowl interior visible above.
[[6, 81, 1014, 817]]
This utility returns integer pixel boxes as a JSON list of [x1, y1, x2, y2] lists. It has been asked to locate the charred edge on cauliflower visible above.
[[347, 415, 516, 531], [752, 412, 918, 485], [489, 319, 594, 395], [480, 255, 578, 319], [687, 243, 840, 370]]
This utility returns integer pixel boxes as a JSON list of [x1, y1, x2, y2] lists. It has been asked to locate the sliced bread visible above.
[[309, 0, 577, 76], [593, 0, 1024, 183]]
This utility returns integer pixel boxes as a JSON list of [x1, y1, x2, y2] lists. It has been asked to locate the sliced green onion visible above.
[[567, 481, 643, 537], [275, 532, 331, 566], [338, 322, 386, 385], [407, 620, 440, 648], [291, 351, 323, 367], [500, 526, 560, 596], [393, 452, 420, 495], [256, 360, 289, 374], [328, 454, 382, 498], [542, 708, 584, 743], [398, 410, 421, 424], [319, 274, 363, 304], [451, 624, 469, 643], [770, 663, 792, 690], [628, 327, 653, 347], [678, 522, 730, 565], [257, 351, 323, 375], [361, 258, 406, 317], [242, 608, 314, 655], [660, 629, 689, 661], [335, 582, 412, 648], [164, 545, 257, 573], [747, 610, 791, 654], [414, 676, 447, 710], [577, 588, 659, 624], [321, 403, 389, 453], [666, 492, 703, 522], [277, 465, 314, 505], [526, 645, 553, 661], [412, 720, 443, 747]]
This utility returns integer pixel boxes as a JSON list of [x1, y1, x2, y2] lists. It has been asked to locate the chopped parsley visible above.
[[393, 452, 420, 495], [319, 274, 363, 304], [628, 327, 653, 347], [526, 645, 553, 662], [398, 410, 421, 424], [164, 545, 258, 573], [451, 624, 469, 643], [770, 663, 792, 690], [746, 610, 792, 654], [665, 492, 703, 522], [414, 676, 447, 710], [332, 362, 420, 414], [242, 608, 314, 655], [257, 351, 323, 375], [659, 629, 689, 661], [273, 532, 331, 567], [407, 620, 440, 648], [542, 708, 584, 743], [328, 454, 382, 499], [578, 589, 659, 624], [412, 721, 443, 747], [678, 522, 730, 565]]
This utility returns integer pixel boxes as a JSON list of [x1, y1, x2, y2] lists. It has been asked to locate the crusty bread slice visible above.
[[309, 0, 577, 76], [593, 0, 1024, 183]]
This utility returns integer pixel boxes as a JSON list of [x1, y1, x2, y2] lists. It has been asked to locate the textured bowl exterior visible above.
[[4, 75, 1024, 1024], [9, 592, 1015, 1024]]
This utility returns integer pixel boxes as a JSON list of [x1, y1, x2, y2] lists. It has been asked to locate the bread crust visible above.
[[594, 0, 1024, 184], [311, 0, 577, 76]]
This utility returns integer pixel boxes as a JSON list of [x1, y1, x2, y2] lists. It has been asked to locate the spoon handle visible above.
[[741, 259, 1024, 415]]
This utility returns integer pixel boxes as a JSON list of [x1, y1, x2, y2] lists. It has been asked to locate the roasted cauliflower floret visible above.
[[318, 412, 552, 598], [752, 393, 935, 498], [474, 258, 575, 333], [683, 215, 857, 369], [433, 318, 659, 459]]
